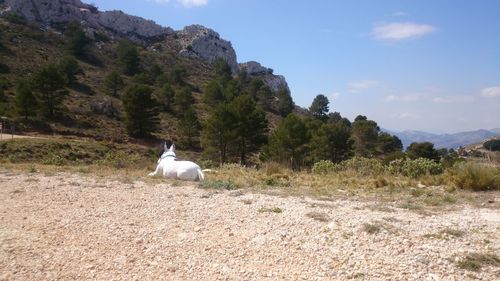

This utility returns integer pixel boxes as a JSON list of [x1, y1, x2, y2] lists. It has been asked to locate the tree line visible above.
[[3, 21, 448, 169]]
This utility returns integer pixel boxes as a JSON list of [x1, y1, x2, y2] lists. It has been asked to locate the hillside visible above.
[[0, 0, 293, 144]]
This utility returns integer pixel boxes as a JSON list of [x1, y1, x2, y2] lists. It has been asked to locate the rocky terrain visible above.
[[1, 0, 289, 90], [2, 0, 174, 42], [1, 170, 498, 280], [178, 25, 238, 74]]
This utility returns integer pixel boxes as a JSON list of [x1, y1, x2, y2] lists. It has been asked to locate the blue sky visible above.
[[90, 0, 500, 133]]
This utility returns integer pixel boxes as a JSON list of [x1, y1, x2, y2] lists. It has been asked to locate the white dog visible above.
[[148, 142, 204, 181]]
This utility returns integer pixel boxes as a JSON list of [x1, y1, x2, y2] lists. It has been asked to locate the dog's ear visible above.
[[164, 141, 168, 152], [170, 143, 175, 152]]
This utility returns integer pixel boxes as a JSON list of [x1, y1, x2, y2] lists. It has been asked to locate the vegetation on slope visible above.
[[1, 12, 497, 184]]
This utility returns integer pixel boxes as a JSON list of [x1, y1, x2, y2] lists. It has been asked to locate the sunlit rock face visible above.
[[177, 25, 238, 74], [3, 0, 173, 43], [239, 61, 290, 92]]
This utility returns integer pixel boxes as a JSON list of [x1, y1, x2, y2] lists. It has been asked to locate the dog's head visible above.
[[158, 142, 176, 163]]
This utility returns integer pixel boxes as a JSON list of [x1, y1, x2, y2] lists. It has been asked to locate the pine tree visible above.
[[310, 122, 353, 163], [247, 78, 264, 101], [256, 85, 273, 111], [407, 142, 439, 160], [231, 95, 268, 164], [104, 71, 124, 97], [178, 106, 201, 148], [168, 66, 188, 86], [31, 64, 67, 118], [15, 80, 38, 120], [222, 79, 241, 102], [173, 87, 195, 116], [351, 117, 379, 157], [201, 103, 238, 164], [121, 84, 159, 137], [65, 21, 89, 58], [213, 58, 232, 84], [58, 56, 82, 85], [377, 132, 403, 155], [276, 87, 294, 117], [117, 40, 140, 75], [203, 80, 224, 106], [156, 83, 175, 111], [309, 94, 329, 120], [264, 114, 309, 169]]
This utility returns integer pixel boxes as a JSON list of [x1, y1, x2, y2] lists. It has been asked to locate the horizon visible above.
[[90, 0, 500, 134]]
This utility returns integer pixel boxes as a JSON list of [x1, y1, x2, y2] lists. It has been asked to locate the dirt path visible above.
[[0, 134, 45, 141], [0, 171, 498, 280]]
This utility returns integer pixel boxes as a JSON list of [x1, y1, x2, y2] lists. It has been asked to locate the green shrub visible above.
[[340, 157, 385, 176], [198, 159, 215, 169], [388, 158, 443, 178], [264, 174, 290, 187], [258, 207, 283, 213], [97, 151, 142, 169], [456, 252, 500, 272], [42, 154, 66, 166], [0, 62, 9, 74], [3, 12, 26, 25], [312, 160, 338, 174], [199, 179, 239, 190], [452, 162, 500, 191], [483, 139, 500, 151]]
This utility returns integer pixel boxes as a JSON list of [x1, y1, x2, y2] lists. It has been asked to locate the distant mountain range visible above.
[[383, 128, 500, 149]]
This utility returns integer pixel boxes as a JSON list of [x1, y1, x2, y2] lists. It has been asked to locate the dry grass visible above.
[[257, 207, 283, 213], [305, 211, 330, 222], [361, 222, 383, 234], [424, 228, 466, 239], [456, 252, 500, 272], [2, 154, 499, 211]]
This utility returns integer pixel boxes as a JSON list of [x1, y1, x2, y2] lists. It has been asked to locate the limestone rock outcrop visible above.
[[3, 0, 290, 93], [3, 0, 173, 42], [177, 25, 238, 73], [239, 61, 289, 92], [239, 61, 272, 75], [262, 74, 289, 92]]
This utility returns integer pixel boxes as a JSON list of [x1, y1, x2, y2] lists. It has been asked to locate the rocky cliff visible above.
[[239, 61, 289, 92], [3, 0, 289, 91], [177, 25, 238, 74], [3, 0, 173, 42]]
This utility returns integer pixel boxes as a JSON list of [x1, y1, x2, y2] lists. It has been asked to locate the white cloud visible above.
[[347, 80, 380, 93], [329, 92, 341, 100], [384, 94, 421, 102], [481, 86, 500, 98], [151, 0, 208, 7], [372, 22, 436, 41], [394, 112, 419, 120], [178, 0, 208, 7], [432, 95, 475, 103], [392, 11, 408, 17]]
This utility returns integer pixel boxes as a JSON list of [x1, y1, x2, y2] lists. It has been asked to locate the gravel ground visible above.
[[0, 171, 499, 280]]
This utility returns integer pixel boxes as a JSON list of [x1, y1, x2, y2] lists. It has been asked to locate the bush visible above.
[[339, 157, 385, 176], [312, 160, 338, 174], [42, 155, 66, 166], [452, 162, 500, 191], [264, 174, 290, 187], [97, 151, 142, 169], [0, 62, 9, 74], [3, 12, 26, 25], [483, 139, 500, 151], [388, 158, 443, 178], [199, 179, 239, 190]]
